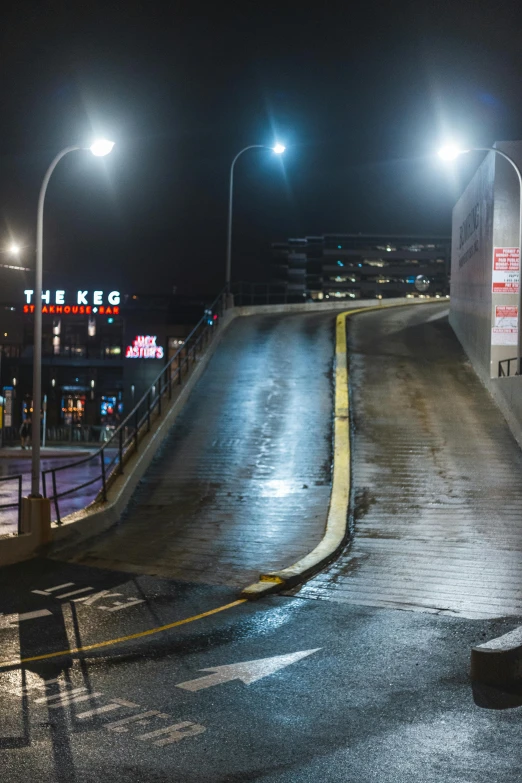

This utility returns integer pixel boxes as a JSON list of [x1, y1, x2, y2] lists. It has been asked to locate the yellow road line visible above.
[[242, 299, 438, 597], [0, 599, 247, 668]]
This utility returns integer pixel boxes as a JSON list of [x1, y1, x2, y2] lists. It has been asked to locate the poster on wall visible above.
[[492, 247, 520, 293], [491, 305, 518, 345], [3, 387, 13, 427]]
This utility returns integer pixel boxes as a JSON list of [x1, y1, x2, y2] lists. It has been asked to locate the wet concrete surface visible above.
[[1, 557, 521, 782], [58, 313, 334, 587], [298, 304, 522, 618]]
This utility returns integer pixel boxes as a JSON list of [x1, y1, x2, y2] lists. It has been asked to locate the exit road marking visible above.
[[0, 609, 52, 629], [176, 649, 322, 692]]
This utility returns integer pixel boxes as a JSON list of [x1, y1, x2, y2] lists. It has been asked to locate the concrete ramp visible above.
[[58, 312, 335, 587], [298, 303, 522, 619]]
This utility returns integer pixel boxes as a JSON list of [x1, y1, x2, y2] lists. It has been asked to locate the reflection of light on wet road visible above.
[[257, 479, 302, 498]]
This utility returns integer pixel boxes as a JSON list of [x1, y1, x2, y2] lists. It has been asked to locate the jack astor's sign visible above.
[[23, 289, 121, 315], [125, 335, 164, 359]]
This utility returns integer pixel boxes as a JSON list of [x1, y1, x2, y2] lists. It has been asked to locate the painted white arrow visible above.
[[0, 609, 52, 630], [176, 648, 321, 692]]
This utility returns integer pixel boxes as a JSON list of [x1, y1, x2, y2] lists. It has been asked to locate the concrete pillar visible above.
[[21, 497, 52, 544]]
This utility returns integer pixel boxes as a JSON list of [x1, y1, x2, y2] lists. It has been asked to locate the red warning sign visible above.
[[492, 247, 520, 293]]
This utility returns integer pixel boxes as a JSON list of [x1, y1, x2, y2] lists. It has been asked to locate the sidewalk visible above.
[[0, 448, 113, 535], [0, 446, 95, 458]]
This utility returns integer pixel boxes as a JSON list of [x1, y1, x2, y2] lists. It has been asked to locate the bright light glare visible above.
[[8, 243, 20, 255], [89, 139, 115, 157], [273, 144, 286, 154], [438, 144, 466, 161]]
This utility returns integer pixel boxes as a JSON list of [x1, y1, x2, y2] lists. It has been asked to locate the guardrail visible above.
[[231, 282, 306, 306], [0, 474, 23, 533], [42, 288, 228, 524]]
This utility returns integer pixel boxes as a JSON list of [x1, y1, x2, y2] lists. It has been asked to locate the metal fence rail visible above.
[[231, 281, 306, 306], [42, 289, 228, 524], [498, 357, 519, 377], [0, 474, 23, 534]]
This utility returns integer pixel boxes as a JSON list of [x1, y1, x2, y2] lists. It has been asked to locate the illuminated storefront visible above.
[[0, 284, 210, 441]]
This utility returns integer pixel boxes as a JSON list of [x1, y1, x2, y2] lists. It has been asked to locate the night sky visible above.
[[0, 0, 521, 297]]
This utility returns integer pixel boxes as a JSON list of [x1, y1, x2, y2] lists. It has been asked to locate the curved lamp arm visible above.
[[31, 145, 80, 496], [225, 145, 273, 290]]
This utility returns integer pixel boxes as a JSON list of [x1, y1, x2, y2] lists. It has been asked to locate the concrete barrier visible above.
[[471, 626, 522, 686]]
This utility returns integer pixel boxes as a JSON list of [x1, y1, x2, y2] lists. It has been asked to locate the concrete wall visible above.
[[450, 140, 522, 447]]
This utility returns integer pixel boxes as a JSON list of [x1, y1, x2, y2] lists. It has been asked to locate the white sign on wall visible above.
[[492, 305, 518, 345], [3, 387, 13, 427], [492, 247, 519, 294]]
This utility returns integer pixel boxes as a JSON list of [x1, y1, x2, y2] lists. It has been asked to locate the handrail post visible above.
[[178, 354, 182, 385], [119, 427, 124, 474], [52, 470, 61, 525], [147, 390, 151, 431], [17, 476, 22, 535], [101, 448, 107, 501], [134, 408, 139, 451], [158, 376, 162, 416]]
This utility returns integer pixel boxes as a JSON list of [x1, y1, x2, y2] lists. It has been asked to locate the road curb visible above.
[[471, 626, 522, 686], [241, 299, 438, 600]]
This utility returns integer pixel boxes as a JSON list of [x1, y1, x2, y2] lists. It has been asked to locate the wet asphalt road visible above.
[[59, 313, 334, 588], [1, 557, 521, 782], [2, 304, 522, 781]]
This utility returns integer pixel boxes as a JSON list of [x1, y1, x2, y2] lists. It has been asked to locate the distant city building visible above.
[[272, 234, 451, 300]]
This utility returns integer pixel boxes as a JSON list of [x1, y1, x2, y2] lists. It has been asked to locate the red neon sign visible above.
[[125, 335, 164, 359], [23, 305, 120, 315]]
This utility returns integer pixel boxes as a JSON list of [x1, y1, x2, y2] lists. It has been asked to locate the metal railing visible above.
[[231, 281, 307, 306], [0, 474, 23, 533], [42, 289, 228, 524], [498, 357, 519, 377]]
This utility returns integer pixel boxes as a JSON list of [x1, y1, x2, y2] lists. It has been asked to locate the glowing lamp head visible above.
[[272, 144, 286, 154], [8, 243, 20, 255], [89, 139, 115, 157], [438, 144, 466, 161]]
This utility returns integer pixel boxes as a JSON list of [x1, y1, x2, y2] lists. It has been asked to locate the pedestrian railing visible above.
[[498, 357, 519, 377], [42, 289, 228, 524], [231, 281, 307, 306], [0, 474, 23, 534]]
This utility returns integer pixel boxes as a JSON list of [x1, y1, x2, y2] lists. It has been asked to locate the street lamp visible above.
[[8, 243, 21, 256], [225, 143, 285, 291], [439, 143, 522, 374], [31, 139, 114, 499]]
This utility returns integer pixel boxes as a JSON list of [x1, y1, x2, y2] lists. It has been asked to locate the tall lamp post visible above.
[[31, 138, 115, 499], [439, 144, 522, 375], [225, 143, 285, 292]]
